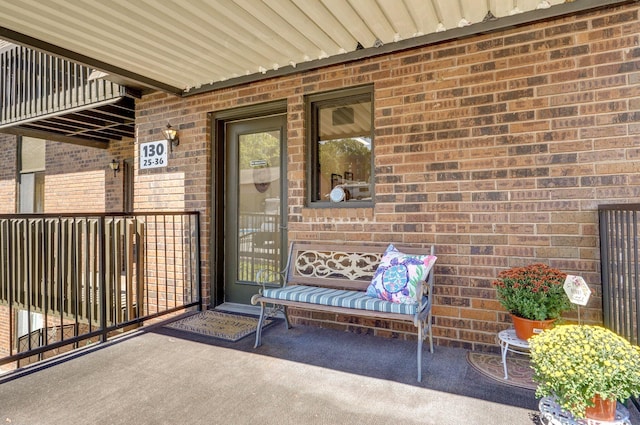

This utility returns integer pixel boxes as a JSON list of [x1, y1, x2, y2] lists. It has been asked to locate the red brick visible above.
[[3, 4, 640, 353]]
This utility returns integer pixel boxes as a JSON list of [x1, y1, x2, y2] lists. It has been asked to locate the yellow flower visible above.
[[529, 324, 640, 420]]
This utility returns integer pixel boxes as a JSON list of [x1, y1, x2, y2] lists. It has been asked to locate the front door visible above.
[[224, 115, 286, 305]]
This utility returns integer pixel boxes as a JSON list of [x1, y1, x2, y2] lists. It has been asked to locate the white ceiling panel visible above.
[[378, 1, 418, 41], [403, 0, 441, 36], [435, 0, 463, 29], [348, 1, 398, 44], [265, 0, 341, 56], [293, 0, 356, 53], [320, 0, 377, 49], [459, 0, 491, 26], [0, 0, 627, 95], [236, 0, 321, 57], [488, 0, 515, 17]]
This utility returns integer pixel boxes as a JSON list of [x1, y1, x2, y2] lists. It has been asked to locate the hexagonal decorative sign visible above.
[[563, 275, 591, 306]]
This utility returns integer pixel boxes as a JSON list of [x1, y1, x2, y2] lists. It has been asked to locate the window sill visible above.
[[306, 200, 374, 209]]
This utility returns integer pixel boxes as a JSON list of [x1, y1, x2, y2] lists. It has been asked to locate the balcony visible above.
[[0, 43, 136, 147]]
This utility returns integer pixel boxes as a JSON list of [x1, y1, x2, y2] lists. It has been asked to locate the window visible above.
[[307, 86, 373, 206], [18, 136, 45, 213]]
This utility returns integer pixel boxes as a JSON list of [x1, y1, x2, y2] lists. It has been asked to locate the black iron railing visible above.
[[598, 204, 640, 346], [0, 212, 201, 368]]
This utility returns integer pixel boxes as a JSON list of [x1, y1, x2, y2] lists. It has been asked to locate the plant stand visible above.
[[497, 329, 530, 380], [539, 396, 631, 425]]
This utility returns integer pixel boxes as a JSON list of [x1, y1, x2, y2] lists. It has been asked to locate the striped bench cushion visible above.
[[262, 285, 418, 315]]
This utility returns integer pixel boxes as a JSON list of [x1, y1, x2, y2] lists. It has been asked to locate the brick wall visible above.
[[135, 94, 212, 306], [0, 306, 10, 359], [117, 3, 640, 350], [0, 2, 637, 359], [0, 134, 17, 213], [0, 135, 130, 213], [45, 139, 131, 213]]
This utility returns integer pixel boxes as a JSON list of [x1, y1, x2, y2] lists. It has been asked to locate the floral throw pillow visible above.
[[366, 244, 437, 304]]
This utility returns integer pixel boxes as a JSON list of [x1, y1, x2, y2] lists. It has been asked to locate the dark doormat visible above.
[[164, 310, 272, 342], [466, 351, 537, 391]]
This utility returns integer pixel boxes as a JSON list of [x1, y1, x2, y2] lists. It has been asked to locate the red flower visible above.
[[492, 263, 572, 321]]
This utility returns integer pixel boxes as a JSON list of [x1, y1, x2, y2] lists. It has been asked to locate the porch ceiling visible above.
[[0, 0, 633, 97], [0, 96, 136, 148]]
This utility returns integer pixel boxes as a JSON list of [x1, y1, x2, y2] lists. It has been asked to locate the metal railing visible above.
[[0, 44, 126, 126], [0, 212, 201, 368], [238, 212, 281, 282], [598, 204, 640, 346]]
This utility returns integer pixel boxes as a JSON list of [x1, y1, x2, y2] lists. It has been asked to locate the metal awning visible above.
[[0, 0, 632, 97]]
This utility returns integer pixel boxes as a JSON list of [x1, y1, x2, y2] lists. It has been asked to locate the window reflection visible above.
[[309, 87, 373, 204]]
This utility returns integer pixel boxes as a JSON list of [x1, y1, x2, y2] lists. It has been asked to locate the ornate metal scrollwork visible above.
[[294, 249, 382, 281]]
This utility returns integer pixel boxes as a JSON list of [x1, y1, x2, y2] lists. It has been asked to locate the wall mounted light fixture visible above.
[[162, 123, 180, 152], [109, 159, 120, 177]]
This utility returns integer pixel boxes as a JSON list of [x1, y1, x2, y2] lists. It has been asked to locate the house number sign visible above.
[[140, 140, 168, 169]]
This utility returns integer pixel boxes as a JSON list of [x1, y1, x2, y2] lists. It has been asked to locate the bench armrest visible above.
[[416, 272, 433, 308], [256, 241, 298, 293], [414, 245, 435, 318], [256, 268, 286, 293]]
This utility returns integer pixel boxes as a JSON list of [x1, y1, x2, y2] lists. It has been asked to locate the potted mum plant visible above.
[[492, 263, 572, 339], [529, 324, 640, 421]]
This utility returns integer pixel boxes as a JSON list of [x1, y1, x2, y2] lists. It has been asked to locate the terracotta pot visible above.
[[584, 394, 616, 421], [510, 315, 555, 340]]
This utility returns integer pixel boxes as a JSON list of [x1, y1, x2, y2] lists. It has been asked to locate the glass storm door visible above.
[[224, 115, 286, 305]]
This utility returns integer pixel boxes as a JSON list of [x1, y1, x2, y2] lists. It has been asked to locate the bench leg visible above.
[[255, 303, 293, 348], [416, 310, 434, 382], [417, 322, 424, 383], [254, 303, 267, 348], [283, 305, 292, 329], [428, 310, 434, 353]]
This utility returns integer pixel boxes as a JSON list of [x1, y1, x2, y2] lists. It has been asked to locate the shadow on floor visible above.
[[0, 312, 637, 425], [156, 316, 537, 407]]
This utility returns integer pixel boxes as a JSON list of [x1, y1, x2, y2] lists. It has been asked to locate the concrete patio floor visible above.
[[1, 310, 638, 425]]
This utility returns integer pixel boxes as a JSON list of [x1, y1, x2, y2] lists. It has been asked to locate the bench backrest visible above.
[[285, 242, 435, 291]]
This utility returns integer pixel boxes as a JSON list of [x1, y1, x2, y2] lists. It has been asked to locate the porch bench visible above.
[[250, 242, 436, 382]]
